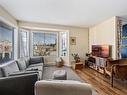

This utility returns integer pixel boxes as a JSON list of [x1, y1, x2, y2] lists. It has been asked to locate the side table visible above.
[[72, 62, 84, 70]]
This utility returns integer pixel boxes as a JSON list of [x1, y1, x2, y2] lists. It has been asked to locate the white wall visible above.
[[69, 28, 89, 62], [89, 16, 117, 59], [18, 21, 89, 65], [0, 6, 17, 26]]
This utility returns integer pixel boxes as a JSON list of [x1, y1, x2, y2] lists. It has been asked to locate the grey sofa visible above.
[[0, 56, 44, 95]]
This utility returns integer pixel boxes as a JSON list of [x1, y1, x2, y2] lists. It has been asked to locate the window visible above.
[[19, 29, 29, 57], [0, 22, 14, 64], [59, 31, 69, 65], [32, 31, 57, 56], [60, 32, 67, 56]]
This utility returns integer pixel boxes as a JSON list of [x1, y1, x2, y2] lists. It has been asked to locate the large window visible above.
[[0, 22, 14, 64], [60, 32, 67, 56], [32, 31, 57, 56], [19, 29, 29, 57]]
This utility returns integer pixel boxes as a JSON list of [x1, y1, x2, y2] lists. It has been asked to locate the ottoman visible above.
[[53, 70, 67, 80]]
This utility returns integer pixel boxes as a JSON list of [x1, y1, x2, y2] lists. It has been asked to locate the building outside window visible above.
[[32, 31, 57, 56], [0, 22, 14, 64]]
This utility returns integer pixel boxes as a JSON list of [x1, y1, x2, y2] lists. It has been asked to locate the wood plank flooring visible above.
[[75, 67, 127, 95]]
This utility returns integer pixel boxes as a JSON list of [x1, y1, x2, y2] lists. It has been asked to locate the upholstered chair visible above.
[[35, 80, 92, 95]]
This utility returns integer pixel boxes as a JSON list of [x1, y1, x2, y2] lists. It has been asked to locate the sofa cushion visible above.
[[24, 57, 30, 67], [27, 66, 42, 71], [25, 68, 42, 80], [9, 71, 38, 76], [30, 56, 44, 64], [26, 66, 43, 80], [2, 61, 20, 77], [29, 63, 43, 67], [16, 58, 27, 70]]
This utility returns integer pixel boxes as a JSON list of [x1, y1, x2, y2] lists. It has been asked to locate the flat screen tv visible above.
[[92, 45, 110, 58]]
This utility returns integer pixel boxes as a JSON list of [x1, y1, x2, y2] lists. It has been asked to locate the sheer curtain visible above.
[[19, 29, 29, 57]]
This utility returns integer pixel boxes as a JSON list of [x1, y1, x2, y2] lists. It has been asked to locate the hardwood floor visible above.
[[75, 67, 127, 95]]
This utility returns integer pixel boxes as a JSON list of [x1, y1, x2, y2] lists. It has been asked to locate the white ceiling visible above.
[[0, 0, 127, 27]]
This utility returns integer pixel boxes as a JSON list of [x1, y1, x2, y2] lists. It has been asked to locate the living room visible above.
[[0, 0, 127, 95]]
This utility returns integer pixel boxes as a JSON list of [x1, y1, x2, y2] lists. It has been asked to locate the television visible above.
[[92, 45, 110, 58]]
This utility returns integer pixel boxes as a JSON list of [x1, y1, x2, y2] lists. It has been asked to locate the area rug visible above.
[[42, 65, 84, 82]]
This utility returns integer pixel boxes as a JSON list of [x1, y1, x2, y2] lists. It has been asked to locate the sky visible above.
[[0, 27, 13, 42], [33, 32, 57, 45]]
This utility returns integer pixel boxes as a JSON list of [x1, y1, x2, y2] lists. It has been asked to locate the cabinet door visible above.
[[95, 58, 100, 66], [99, 58, 106, 67]]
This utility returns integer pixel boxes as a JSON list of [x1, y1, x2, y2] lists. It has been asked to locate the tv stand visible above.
[[86, 56, 112, 74]]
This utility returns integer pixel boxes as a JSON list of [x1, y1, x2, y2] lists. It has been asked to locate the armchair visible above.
[[35, 80, 92, 95], [105, 59, 127, 87]]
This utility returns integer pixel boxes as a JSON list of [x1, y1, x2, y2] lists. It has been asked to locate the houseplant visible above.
[[72, 53, 80, 63]]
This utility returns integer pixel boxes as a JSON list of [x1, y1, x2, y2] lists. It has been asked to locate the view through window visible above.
[[60, 32, 67, 56], [0, 22, 14, 64], [33, 32, 57, 56]]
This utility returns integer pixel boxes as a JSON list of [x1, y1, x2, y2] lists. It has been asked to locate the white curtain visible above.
[[19, 29, 29, 57]]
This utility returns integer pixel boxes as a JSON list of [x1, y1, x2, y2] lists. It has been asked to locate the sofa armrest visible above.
[[0, 73, 38, 95], [9, 71, 38, 76]]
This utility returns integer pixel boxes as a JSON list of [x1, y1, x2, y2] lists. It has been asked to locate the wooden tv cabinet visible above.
[[86, 56, 112, 74]]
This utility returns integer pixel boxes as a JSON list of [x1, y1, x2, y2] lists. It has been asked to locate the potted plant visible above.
[[72, 53, 80, 63]]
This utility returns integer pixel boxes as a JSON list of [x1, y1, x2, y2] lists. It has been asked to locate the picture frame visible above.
[[70, 37, 76, 45]]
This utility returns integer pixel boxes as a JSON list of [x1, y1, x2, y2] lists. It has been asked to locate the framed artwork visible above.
[[70, 37, 76, 45]]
